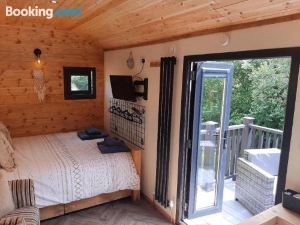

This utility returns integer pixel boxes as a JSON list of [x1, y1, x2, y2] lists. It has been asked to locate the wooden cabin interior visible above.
[[1, 1, 300, 225]]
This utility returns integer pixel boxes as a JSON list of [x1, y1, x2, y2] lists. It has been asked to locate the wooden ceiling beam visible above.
[[68, 0, 127, 30], [97, 0, 300, 49], [75, 0, 213, 39], [1, 0, 300, 51], [70, 0, 164, 31], [210, 0, 248, 10], [78, 0, 294, 46], [74, 0, 248, 40], [103, 12, 300, 50]]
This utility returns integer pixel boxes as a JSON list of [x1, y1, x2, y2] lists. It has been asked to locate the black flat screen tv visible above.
[[110, 75, 137, 102]]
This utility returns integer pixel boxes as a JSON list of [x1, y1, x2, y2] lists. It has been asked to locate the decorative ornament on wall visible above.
[[32, 48, 45, 103], [32, 69, 46, 103], [127, 51, 135, 69], [219, 32, 231, 46]]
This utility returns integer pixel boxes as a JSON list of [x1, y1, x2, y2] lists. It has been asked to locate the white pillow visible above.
[[0, 171, 15, 217], [0, 132, 16, 171], [0, 122, 13, 151]]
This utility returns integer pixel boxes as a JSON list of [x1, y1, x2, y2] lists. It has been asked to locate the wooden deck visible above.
[[185, 179, 253, 225]]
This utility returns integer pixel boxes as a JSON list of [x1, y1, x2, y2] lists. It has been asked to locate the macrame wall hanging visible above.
[[32, 69, 46, 103]]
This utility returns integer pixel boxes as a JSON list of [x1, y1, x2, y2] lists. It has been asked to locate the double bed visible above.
[[3, 131, 141, 220]]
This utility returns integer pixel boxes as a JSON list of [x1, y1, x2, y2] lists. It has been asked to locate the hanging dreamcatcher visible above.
[[32, 69, 46, 103]]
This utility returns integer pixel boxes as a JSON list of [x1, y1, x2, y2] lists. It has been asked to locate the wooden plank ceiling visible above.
[[1, 0, 300, 50]]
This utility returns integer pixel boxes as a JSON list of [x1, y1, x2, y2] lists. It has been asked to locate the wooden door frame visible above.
[[176, 47, 300, 224]]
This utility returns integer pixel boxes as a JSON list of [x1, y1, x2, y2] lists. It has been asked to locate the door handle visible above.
[[223, 130, 228, 146]]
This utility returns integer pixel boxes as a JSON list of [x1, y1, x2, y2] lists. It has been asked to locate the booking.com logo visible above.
[[5, 6, 82, 19]]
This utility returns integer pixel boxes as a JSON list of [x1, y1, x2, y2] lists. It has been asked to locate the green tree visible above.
[[71, 76, 89, 91], [249, 58, 290, 129], [201, 58, 290, 130], [202, 78, 224, 124], [229, 60, 253, 125]]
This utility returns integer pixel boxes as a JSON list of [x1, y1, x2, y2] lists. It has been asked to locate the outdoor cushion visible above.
[[244, 148, 281, 176]]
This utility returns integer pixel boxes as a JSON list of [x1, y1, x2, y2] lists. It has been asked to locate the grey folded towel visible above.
[[97, 137, 129, 154], [77, 129, 108, 141], [85, 127, 104, 135]]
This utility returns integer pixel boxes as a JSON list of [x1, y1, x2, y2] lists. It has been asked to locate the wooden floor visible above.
[[41, 198, 172, 225], [186, 179, 253, 225]]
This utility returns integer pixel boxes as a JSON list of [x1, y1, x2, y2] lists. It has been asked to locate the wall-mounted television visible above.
[[110, 75, 137, 102]]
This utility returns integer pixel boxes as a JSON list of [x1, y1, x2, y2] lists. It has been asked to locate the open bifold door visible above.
[[186, 61, 234, 219]]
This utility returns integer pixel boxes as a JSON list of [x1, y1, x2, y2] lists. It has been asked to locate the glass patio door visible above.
[[187, 62, 234, 218]]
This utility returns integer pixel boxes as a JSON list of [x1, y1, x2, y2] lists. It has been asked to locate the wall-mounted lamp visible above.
[[33, 48, 42, 64]]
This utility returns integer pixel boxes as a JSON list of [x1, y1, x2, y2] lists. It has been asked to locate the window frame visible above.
[[63, 67, 96, 100]]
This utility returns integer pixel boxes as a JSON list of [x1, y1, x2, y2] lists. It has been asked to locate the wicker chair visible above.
[[235, 149, 280, 214], [235, 148, 280, 215], [235, 158, 275, 214], [0, 179, 40, 225]]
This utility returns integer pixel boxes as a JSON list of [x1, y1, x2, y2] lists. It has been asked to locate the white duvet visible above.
[[4, 132, 140, 208]]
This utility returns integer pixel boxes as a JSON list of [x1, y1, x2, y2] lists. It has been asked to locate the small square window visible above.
[[71, 75, 89, 91], [64, 67, 96, 100]]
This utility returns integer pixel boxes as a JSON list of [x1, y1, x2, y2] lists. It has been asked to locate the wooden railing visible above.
[[200, 117, 283, 179], [225, 124, 245, 178], [247, 124, 283, 149]]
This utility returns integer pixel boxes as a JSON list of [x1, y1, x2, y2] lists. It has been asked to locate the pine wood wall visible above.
[[0, 25, 104, 137]]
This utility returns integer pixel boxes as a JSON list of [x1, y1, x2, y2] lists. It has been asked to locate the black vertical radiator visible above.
[[155, 56, 176, 207]]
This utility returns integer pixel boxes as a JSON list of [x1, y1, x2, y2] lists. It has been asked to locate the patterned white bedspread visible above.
[[4, 132, 140, 208]]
